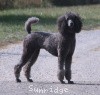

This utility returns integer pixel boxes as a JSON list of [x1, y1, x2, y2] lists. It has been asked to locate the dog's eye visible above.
[[68, 20, 74, 28]]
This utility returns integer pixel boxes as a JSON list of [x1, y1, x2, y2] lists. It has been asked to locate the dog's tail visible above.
[[25, 17, 39, 34]]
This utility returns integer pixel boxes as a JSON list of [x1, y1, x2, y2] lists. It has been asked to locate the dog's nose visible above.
[[68, 20, 74, 28]]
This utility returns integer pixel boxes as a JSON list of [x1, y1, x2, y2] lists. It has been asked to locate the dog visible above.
[[14, 12, 82, 84]]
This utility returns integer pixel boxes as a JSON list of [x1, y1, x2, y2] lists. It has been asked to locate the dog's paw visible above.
[[16, 79, 21, 83], [60, 80, 66, 84], [27, 79, 33, 82], [68, 81, 74, 84]]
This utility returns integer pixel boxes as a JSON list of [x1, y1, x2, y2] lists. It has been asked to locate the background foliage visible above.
[[0, 1, 100, 46], [0, 0, 100, 9], [50, 0, 100, 6]]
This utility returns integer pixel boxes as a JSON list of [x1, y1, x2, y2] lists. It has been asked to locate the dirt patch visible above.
[[0, 41, 22, 49]]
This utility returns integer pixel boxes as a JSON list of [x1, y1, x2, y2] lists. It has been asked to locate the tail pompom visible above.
[[25, 17, 39, 34]]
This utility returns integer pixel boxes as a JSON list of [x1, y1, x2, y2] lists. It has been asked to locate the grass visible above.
[[0, 5, 100, 46]]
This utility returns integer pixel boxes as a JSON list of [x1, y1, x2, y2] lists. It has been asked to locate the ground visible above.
[[0, 30, 100, 95]]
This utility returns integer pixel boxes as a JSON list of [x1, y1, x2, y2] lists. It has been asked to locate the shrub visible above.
[[0, 0, 41, 9], [49, 0, 100, 6], [0, 0, 14, 9]]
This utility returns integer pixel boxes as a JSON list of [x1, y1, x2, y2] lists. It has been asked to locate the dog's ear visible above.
[[57, 15, 66, 31]]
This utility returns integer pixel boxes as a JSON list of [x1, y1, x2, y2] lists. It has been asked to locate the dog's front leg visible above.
[[57, 48, 66, 84], [65, 54, 74, 84]]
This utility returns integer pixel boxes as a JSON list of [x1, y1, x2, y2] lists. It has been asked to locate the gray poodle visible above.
[[14, 12, 82, 84]]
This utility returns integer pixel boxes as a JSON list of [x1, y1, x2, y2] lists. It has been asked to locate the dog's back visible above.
[[24, 17, 60, 56]]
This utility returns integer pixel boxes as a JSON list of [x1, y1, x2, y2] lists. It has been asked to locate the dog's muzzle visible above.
[[68, 20, 74, 28]]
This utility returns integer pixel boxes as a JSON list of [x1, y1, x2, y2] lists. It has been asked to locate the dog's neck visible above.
[[59, 31, 76, 39]]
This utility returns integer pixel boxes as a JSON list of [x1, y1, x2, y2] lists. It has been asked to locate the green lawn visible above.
[[0, 5, 100, 46]]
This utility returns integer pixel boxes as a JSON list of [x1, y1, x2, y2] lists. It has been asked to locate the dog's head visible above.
[[57, 12, 82, 35]]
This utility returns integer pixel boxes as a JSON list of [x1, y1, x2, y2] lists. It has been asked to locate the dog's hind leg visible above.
[[65, 54, 74, 84], [14, 48, 34, 82], [24, 49, 40, 82]]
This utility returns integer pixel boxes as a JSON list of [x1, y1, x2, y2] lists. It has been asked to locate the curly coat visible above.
[[14, 12, 82, 84]]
